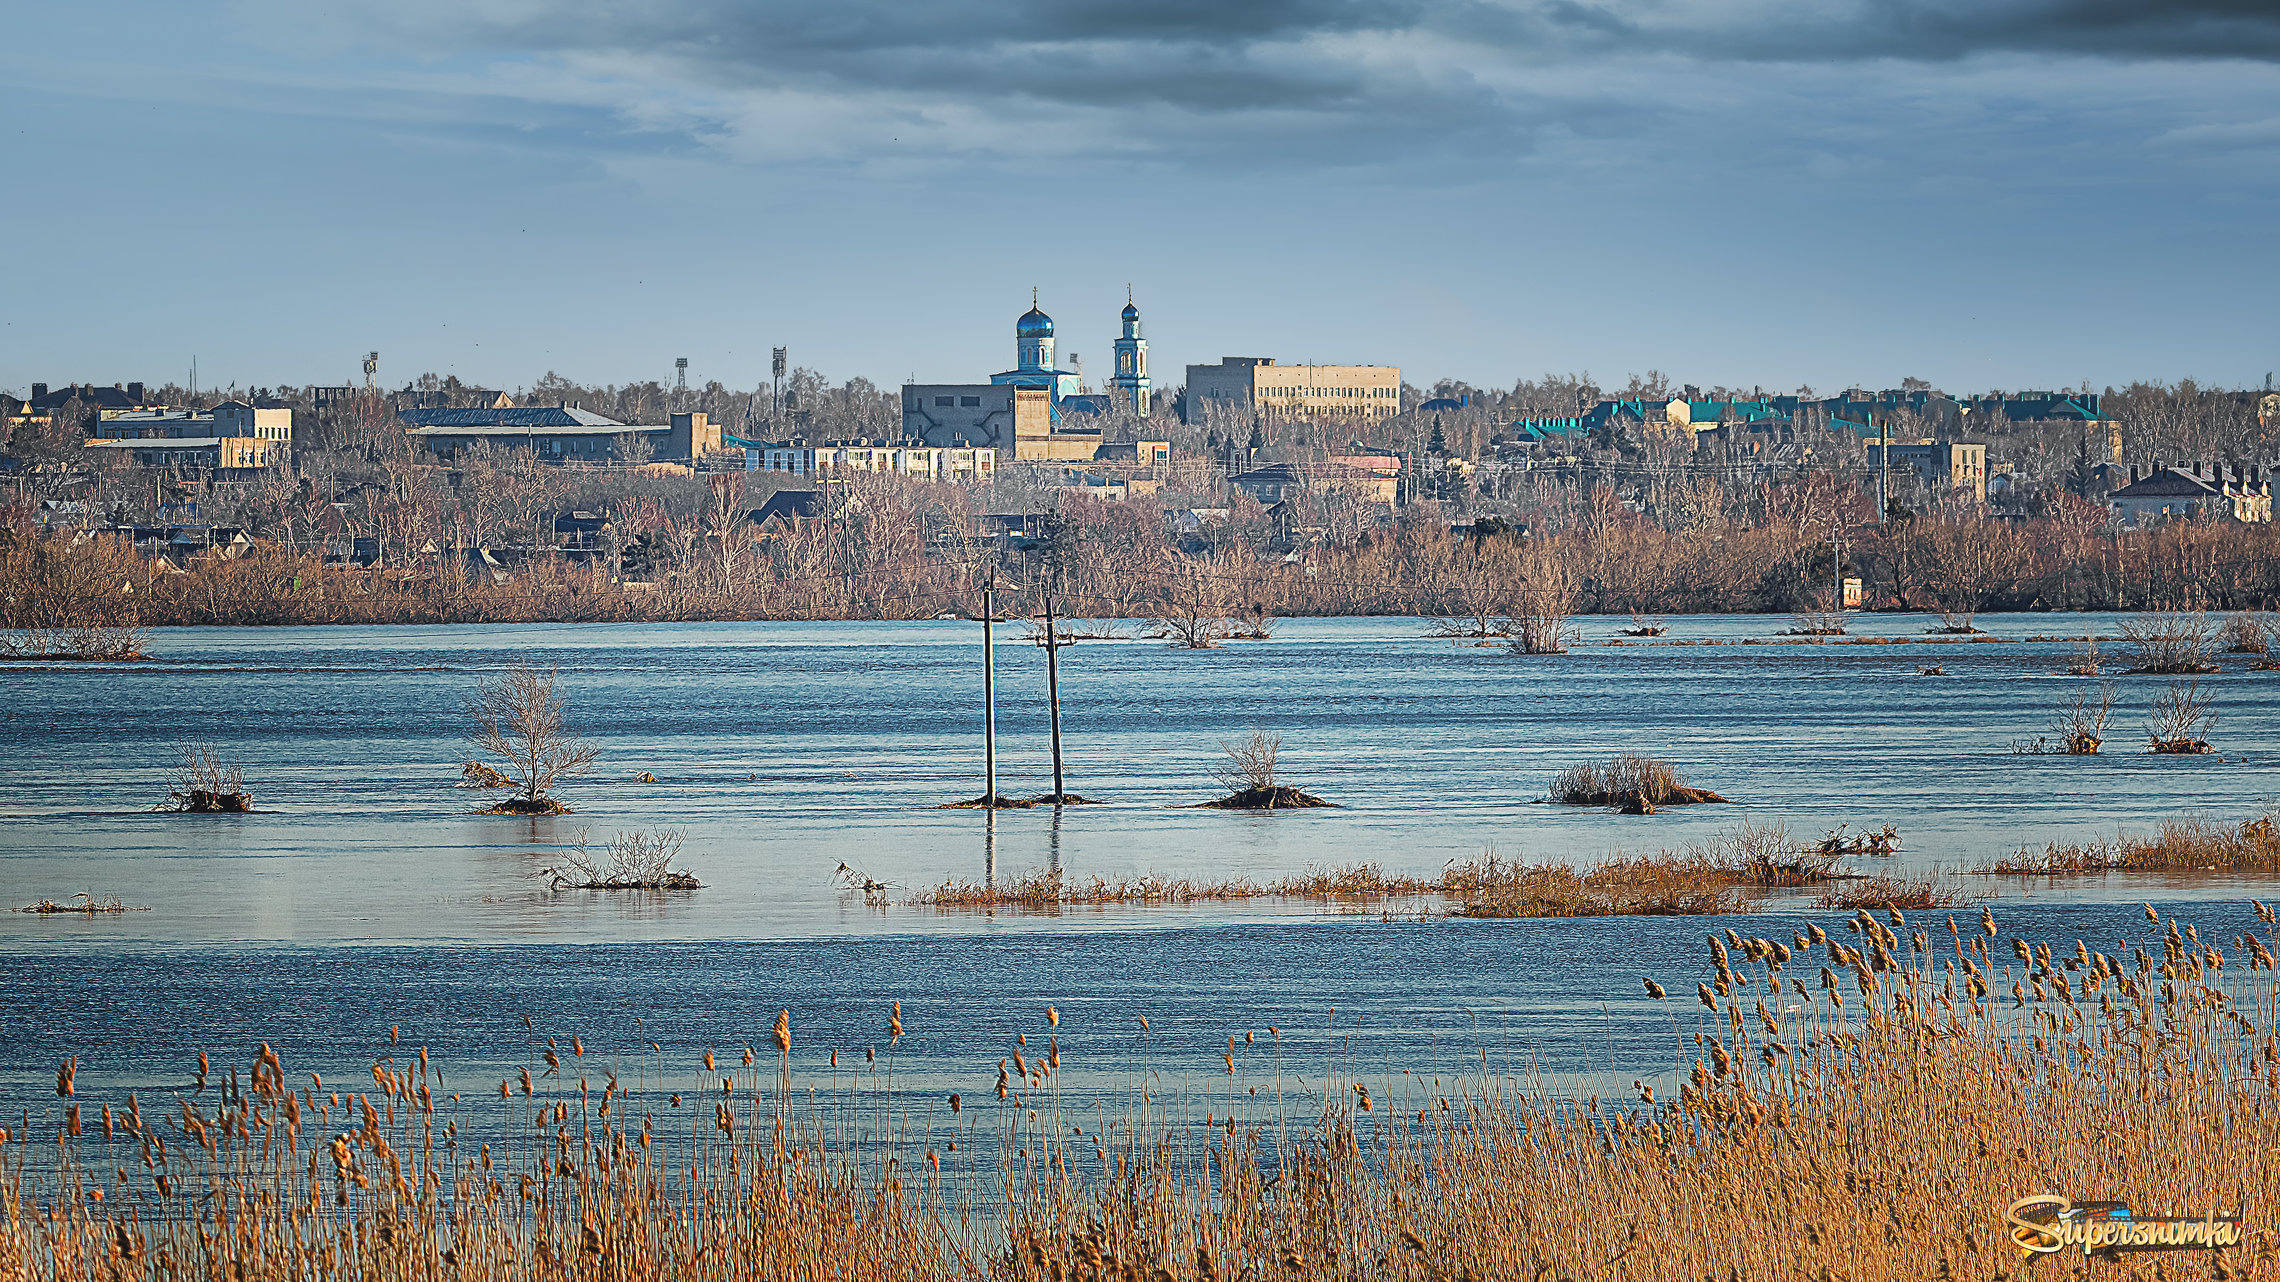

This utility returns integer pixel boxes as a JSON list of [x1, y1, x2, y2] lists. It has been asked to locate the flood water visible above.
[[2, 614, 2274, 1126]]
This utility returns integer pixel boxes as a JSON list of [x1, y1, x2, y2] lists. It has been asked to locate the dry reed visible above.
[[13, 902, 2277, 1279], [1547, 753, 1728, 812], [1983, 810, 2280, 876]]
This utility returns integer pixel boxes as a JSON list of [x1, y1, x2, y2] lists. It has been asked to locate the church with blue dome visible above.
[[898, 292, 1158, 457], [990, 291, 1085, 403]]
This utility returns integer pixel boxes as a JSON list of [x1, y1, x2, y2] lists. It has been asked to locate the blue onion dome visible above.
[[1017, 306, 1054, 338], [1122, 300, 1140, 321]]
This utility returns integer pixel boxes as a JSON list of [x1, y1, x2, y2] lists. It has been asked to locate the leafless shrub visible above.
[[2221, 611, 2268, 654], [2147, 678, 2218, 754], [2050, 681, 2117, 755], [1203, 728, 1332, 809], [1212, 728, 1282, 793], [1151, 560, 1230, 649], [542, 829, 700, 890], [162, 737, 250, 812], [466, 661, 601, 811], [2065, 635, 2101, 676], [1229, 601, 1276, 641], [2119, 607, 2219, 674], [1786, 608, 1847, 636], [1619, 613, 1667, 637]]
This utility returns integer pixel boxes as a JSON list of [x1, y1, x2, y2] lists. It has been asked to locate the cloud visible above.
[[220, 0, 2280, 183]]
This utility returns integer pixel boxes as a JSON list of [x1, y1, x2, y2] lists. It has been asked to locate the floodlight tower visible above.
[[771, 347, 787, 426], [363, 352, 379, 392], [675, 357, 689, 406]]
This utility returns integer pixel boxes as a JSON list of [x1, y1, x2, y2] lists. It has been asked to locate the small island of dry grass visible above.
[[1982, 810, 2280, 877], [1197, 729, 1335, 809], [914, 823, 1865, 919], [1548, 754, 1727, 812], [12, 893, 147, 915], [1813, 873, 1974, 910]]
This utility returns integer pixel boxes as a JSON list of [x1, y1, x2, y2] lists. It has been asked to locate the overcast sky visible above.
[[3, 0, 2275, 398]]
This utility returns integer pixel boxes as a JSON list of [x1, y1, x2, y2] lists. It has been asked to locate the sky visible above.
[[2, 0, 2276, 399]]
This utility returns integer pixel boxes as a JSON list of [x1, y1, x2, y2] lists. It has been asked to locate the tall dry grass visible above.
[[8, 903, 2280, 1279], [1986, 810, 2280, 876]]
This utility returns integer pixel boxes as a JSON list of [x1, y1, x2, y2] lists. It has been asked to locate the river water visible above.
[[1, 614, 2274, 1128]]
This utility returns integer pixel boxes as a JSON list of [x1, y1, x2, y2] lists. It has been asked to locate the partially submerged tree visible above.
[[466, 661, 601, 813]]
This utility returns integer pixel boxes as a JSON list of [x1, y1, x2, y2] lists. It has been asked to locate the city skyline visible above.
[[3, 0, 2275, 396]]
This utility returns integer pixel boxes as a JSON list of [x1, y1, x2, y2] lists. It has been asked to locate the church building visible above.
[[901, 293, 1154, 455]]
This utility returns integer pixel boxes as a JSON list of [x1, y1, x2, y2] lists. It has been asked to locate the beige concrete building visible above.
[[1183, 357, 1400, 426], [1873, 440, 1989, 503], [84, 400, 294, 474]]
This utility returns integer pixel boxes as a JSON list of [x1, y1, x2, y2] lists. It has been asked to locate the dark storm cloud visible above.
[[296, 0, 2279, 175]]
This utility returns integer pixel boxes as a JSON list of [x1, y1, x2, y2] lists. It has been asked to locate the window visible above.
[[961, 396, 981, 407], [935, 396, 954, 407]]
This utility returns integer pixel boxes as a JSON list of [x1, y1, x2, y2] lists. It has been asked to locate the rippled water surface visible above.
[[2, 615, 2275, 1113]]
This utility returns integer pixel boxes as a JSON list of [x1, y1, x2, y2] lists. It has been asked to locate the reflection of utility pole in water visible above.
[[1048, 805, 1062, 877], [985, 810, 998, 889]]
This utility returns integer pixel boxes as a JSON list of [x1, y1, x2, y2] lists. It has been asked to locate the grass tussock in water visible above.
[[10, 893, 145, 915], [1982, 809, 2280, 876], [6, 903, 2274, 1280], [1547, 754, 1728, 812]]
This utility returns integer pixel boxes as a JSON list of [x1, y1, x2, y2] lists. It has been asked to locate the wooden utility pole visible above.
[[1042, 589, 1065, 802], [1877, 416, 1890, 524], [982, 567, 997, 806]]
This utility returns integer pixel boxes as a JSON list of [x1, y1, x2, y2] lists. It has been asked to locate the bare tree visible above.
[[2051, 682, 2116, 755], [2147, 678, 2217, 754], [1504, 539, 1579, 655], [1153, 557, 1231, 649], [466, 661, 601, 811]]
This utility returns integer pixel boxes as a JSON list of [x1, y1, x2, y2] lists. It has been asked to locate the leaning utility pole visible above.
[[981, 567, 998, 806]]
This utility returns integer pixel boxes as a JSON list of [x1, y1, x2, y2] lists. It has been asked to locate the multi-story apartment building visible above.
[[744, 440, 996, 483], [1182, 357, 1401, 426]]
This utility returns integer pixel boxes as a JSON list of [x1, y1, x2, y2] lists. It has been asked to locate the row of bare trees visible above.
[[17, 474, 2280, 631]]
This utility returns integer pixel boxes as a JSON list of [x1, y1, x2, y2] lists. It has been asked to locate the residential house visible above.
[[2108, 463, 2272, 527]]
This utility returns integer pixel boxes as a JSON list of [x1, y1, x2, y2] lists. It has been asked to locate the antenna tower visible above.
[[363, 352, 379, 392], [675, 357, 689, 404]]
